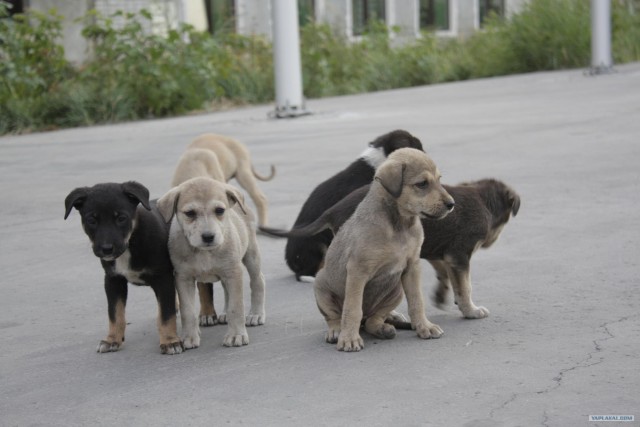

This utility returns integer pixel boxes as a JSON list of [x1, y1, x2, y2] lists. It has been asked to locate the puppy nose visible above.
[[201, 233, 214, 244], [101, 244, 114, 255], [445, 200, 455, 211]]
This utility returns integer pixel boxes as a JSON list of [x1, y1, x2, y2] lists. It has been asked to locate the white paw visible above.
[[223, 332, 249, 347], [182, 328, 201, 349], [245, 312, 265, 326], [337, 331, 364, 352], [387, 310, 407, 323], [200, 315, 218, 326], [462, 305, 490, 319], [415, 321, 444, 339], [217, 313, 228, 324], [97, 340, 121, 353]]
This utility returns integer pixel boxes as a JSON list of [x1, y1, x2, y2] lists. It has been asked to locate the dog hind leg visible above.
[[197, 282, 218, 326], [314, 274, 343, 344], [444, 255, 489, 319], [429, 260, 452, 308], [242, 240, 266, 326]]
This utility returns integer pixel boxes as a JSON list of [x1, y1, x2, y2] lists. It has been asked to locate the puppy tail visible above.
[[384, 318, 413, 330], [258, 219, 331, 239], [252, 164, 276, 181]]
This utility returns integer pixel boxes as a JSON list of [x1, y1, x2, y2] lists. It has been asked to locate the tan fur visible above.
[[157, 177, 266, 349], [98, 299, 126, 353], [314, 148, 454, 351], [172, 133, 275, 227]]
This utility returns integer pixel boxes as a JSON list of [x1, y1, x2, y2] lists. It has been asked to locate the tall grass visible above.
[[1, 0, 639, 135]]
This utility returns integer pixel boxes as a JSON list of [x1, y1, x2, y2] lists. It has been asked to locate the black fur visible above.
[[264, 129, 424, 280], [64, 181, 182, 354]]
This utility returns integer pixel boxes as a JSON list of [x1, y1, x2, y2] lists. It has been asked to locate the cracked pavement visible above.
[[1, 63, 639, 426]]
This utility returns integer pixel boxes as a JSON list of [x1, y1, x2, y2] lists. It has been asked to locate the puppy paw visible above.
[[387, 310, 407, 323], [217, 313, 228, 324], [371, 323, 396, 340], [462, 305, 490, 319], [337, 332, 364, 352], [325, 328, 340, 344], [200, 314, 218, 327], [245, 312, 265, 326], [223, 332, 249, 347], [97, 340, 121, 353], [160, 340, 184, 355], [414, 322, 444, 339], [182, 334, 200, 350]]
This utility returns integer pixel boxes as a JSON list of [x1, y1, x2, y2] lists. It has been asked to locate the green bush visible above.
[[1, 0, 639, 135]]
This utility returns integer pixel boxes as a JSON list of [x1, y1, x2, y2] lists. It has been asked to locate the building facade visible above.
[[20, 0, 528, 63]]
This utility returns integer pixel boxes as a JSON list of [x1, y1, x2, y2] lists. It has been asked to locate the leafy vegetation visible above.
[[1, 0, 639, 135]]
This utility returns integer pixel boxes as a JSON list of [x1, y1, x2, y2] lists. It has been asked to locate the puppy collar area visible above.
[[359, 146, 386, 169]]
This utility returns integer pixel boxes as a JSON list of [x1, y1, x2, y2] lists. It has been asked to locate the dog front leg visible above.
[[176, 274, 200, 349], [99, 275, 128, 353], [243, 242, 266, 326], [444, 255, 489, 319], [152, 278, 184, 355], [337, 263, 366, 352], [221, 270, 249, 347], [402, 258, 443, 339]]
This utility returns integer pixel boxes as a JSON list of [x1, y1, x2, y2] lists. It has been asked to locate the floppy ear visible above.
[[64, 187, 89, 219], [509, 190, 521, 217], [157, 187, 180, 223], [121, 181, 151, 210], [374, 162, 406, 198], [225, 185, 248, 215]]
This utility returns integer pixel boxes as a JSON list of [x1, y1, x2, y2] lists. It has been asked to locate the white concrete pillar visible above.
[[590, 0, 613, 73], [271, 0, 309, 118]]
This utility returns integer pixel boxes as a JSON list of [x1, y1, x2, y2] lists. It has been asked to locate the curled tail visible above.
[[252, 164, 276, 181]]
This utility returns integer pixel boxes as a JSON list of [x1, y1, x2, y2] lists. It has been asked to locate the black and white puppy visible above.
[[64, 181, 183, 355], [262, 179, 520, 319], [260, 129, 424, 280]]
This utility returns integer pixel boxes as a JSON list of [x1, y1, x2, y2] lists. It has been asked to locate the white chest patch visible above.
[[359, 146, 386, 169], [113, 250, 146, 284]]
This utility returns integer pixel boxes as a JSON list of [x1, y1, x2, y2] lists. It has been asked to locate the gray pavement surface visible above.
[[2, 63, 639, 427]]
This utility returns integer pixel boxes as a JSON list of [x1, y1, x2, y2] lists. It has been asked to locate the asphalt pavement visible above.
[[1, 63, 639, 427]]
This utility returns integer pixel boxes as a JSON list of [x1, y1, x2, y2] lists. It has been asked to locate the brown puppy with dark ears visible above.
[[64, 181, 183, 355], [263, 178, 520, 320], [313, 148, 454, 352]]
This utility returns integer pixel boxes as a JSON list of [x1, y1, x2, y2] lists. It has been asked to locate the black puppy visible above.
[[65, 181, 183, 354], [263, 179, 520, 319], [260, 129, 424, 280]]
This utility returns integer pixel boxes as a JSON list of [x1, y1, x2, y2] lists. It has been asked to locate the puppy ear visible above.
[[121, 181, 151, 210], [374, 162, 406, 198], [157, 187, 180, 223], [64, 187, 89, 219], [225, 185, 248, 215], [509, 190, 521, 217]]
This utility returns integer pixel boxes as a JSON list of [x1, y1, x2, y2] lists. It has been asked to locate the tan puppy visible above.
[[172, 133, 273, 327], [314, 148, 454, 352], [172, 133, 275, 227], [157, 177, 266, 349]]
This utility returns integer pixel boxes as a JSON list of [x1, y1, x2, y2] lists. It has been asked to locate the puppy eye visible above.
[[184, 210, 196, 219], [415, 181, 428, 189], [86, 216, 98, 227], [215, 207, 225, 216], [116, 214, 128, 225]]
